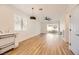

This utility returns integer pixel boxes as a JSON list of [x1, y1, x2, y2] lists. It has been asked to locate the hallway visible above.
[[5, 33, 73, 55]]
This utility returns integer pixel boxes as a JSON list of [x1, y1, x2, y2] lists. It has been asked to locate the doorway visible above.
[[47, 24, 59, 34], [46, 20, 64, 42]]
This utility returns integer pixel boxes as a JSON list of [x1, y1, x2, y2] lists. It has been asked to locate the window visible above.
[[14, 14, 27, 31]]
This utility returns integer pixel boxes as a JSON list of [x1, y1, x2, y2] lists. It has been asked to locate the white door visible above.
[[70, 6, 79, 54]]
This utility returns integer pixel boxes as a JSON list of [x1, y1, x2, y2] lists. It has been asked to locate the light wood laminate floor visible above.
[[5, 33, 74, 55]]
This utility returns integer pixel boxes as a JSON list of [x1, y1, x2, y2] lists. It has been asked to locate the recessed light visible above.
[[39, 8, 43, 11]]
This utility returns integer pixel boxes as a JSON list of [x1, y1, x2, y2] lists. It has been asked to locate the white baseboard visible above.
[[15, 33, 41, 48], [69, 46, 78, 55]]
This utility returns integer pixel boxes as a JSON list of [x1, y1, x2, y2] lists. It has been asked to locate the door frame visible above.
[[69, 5, 79, 55]]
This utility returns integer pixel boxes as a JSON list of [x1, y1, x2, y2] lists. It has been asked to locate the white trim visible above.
[[69, 46, 78, 55]]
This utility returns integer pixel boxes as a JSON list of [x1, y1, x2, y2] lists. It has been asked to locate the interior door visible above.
[[70, 6, 79, 54]]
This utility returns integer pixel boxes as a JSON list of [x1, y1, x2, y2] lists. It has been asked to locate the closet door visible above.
[[70, 6, 79, 54]]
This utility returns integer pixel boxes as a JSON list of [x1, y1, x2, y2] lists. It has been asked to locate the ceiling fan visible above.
[[44, 16, 52, 21]]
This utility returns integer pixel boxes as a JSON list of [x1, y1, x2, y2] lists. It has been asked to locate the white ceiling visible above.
[[11, 4, 73, 21], [12, 4, 69, 15]]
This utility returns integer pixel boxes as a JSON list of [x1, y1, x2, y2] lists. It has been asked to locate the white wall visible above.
[[0, 5, 41, 46]]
